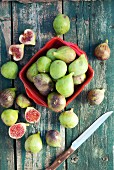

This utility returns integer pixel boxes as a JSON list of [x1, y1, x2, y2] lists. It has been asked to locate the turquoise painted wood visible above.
[[0, 1, 114, 170]]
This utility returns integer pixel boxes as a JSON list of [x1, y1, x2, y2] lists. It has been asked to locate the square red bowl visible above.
[[19, 37, 94, 107]]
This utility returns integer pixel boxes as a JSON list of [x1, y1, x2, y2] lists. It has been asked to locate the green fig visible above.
[[46, 48, 57, 61], [33, 73, 54, 96], [46, 130, 62, 147], [25, 132, 43, 153], [59, 108, 79, 128], [68, 54, 88, 76], [16, 94, 31, 108], [37, 56, 51, 73], [56, 73, 74, 98], [53, 13, 70, 36], [26, 62, 38, 82], [53, 46, 76, 63], [73, 73, 86, 85], [47, 92, 66, 112], [50, 60, 67, 79], [1, 61, 18, 79], [0, 88, 16, 108], [1, 109, 18, 126]]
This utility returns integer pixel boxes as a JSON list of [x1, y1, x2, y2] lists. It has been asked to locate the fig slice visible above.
[[25, 107, 41, 123], [19, 29, 36, 45], [9, 123, 29, 139], [9, 44, 24, 61]]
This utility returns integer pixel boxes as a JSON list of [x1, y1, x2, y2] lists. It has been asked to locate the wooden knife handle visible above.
[[46, 147, 74, 170]]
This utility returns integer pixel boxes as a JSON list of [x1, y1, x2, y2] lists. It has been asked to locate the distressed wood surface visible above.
[[0, 1, 114, 170]]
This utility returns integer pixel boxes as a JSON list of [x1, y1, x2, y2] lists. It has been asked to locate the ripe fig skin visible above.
[[46, 48, 57, 61], [33, 73, 54, 96], [53, 13, 70, 36], [87, 89, 105, 105], [73, 73, 86, 85], [1, 109, 18, 126], [46, 130, 62, 147], [59, 108, 79, 128], [53, 46, 76, 64], [16, 94, 31, 108], [50, 60, 67, 79], [25, 107, 41, 123], [25, 132, 43, 153], [0, 88, 16, 108], [94, 40, 110, 60], [26, 62, 38, 82], [1, 61, 18, 79], [47, 92, 66, 112], [37, 56, 51, 73], [9, 44, 24, 61]]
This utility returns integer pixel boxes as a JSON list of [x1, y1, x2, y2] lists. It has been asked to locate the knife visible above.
[[46, 111, 113, 170]]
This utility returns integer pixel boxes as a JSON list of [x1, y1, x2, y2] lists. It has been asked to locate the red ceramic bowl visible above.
[[19, 37, 94, 107]]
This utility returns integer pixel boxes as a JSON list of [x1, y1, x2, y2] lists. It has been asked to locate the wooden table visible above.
[[0, 0, 114, 170]]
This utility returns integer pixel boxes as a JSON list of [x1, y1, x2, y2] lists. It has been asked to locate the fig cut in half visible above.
[[25, 107, 41, 123], [9, 44, 24, 61]]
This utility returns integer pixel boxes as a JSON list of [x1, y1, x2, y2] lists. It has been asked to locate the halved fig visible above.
[[19, 29, 36, 45], [9, 44, 24, 61], [9, 123, 29, 139], [25, 107, 41, 123]]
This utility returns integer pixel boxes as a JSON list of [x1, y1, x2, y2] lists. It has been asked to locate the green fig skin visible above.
[[50, 60, 67, 79], [0, 88, 16, 108], [53, 46, 76, 63], [1, 61, 18, 79], [46, 130, 62, 147], [37, 56, 51, 73], [25, 132, 43, 154], [87, 89, 105, 105], [73, 73, 86, 85], [53, 13, 70, 36], [26, 62, 38, 82], [68, 54, 88, 76], [33, 73, 54, 96], [56, 73, 74, 98], [1, 109, 18, 126], [16, 94, 31, 108], [59, 108, 79, 128], [47, 92, 66, 112], [46, 48, 57, 61]]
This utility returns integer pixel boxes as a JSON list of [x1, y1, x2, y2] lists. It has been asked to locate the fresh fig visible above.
[[53, 46, 76, 63], [16, 94, 31, 108], [73, 73, 86, 85], [0, 88, 16, 108], [9, 123, 29, 139], [33, 73, 54, 96], [50, 60, 67, 79], [69, 54, 88, 76], [46, 48, 57, 61], [25, 132, 43, 153], [53, 13, 70, 36], [56, 73, 74, 98], [59, 108, 79, 128], [47, 92, 66, 112], [37, 56, 51, 73], [46, 130, 62, 147], [26, 62, 38, 82], [94, 40, 110, 60], [1, 61, 18, 79], [19, 29, 36, 45], [9, 44, 24, 61], [1, 109, 18, 126], [25, 107, 41, 123], [87, 88, 105, 105]]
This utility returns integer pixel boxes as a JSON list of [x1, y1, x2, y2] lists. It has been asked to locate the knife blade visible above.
[[46, 111, 113, 170]]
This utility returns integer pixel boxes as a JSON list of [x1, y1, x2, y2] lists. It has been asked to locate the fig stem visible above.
[[70, 108, 74, 112], [9, 88, 17, 91], [105, 39, 108, 44], [25, 123, 29, 126]]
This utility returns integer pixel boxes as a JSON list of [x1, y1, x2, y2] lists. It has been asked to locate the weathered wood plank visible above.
[[64, 1, 114, 170], [12, 1, 65, 170], [0, 2, 15, 170]]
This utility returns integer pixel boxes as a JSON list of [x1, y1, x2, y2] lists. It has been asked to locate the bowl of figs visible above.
[[19, 37, 94, 112]]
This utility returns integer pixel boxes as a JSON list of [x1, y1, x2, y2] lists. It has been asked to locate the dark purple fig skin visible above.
[[46, 130, 61, 147]]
